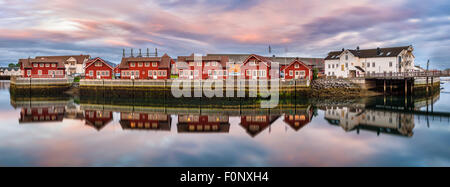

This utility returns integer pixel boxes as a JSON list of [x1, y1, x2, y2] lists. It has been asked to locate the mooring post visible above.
[[431, 77, 434, 93], [383, 80, 386, 94], [404, 79, 408, 97], [426, 76, 429, 93]]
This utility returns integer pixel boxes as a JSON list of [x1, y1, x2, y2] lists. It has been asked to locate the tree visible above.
[[8, 63, 19, 68], [312, 68, 319, 80]]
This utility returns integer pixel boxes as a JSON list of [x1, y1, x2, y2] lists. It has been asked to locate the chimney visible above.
[[377, 47, 381, 55], [131, 48, 134, 57], [155, 48, 158, 57], [342, 48, 345, 52], [147, 48, 150, 57], [356, 46, 360, 52], [138, 49, 142, 57], [272, 55, 276, 57]]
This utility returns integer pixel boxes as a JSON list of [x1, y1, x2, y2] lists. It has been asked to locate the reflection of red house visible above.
[[283, 108, 314, 131], [177, 115, 230, 133], [84, 110, 113, 131], [84, 57, 116, 79], [119, 112, 171, 131], [177, 54, 229, 80], [281, 59, 312, 80], [241, 54, 273, 80], [18, 58, 66, 78], [19, 107, 65, 123], [116, 53, 173, 80], [240, 115, 280, 137]]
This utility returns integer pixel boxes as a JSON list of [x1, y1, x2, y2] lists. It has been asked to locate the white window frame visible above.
[[152, 62, 157, 67]]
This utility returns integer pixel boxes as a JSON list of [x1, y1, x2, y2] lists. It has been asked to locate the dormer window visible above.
[[33, 63, 38, 67], [138, 62, 143, 67], [130, 62, 135, 67], [51, 63, 56, 67], [386, 52, 391, 56], [39, 63, 44, 67]]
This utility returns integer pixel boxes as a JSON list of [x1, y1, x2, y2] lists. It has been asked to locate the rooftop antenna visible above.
[[268, 45, 272, 54], [155, 48, 158, 57], [131, 48, 134, 57], [122, 49, 125, 57], [139, 49, 142, 57]]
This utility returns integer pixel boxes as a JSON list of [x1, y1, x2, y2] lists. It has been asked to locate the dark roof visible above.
[[18, 58, 65, 69], [177, 54, 229, 68], [118, 53, 172, 69], [0, 67, 20, 71], [35, 55, 90, 64], [207, 54, 324, 68], [325, 46, 412, 60]]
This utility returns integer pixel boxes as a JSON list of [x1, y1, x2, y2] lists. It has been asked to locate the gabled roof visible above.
[[242, 54, 273, 67], [85, 57, 116, 70], [325, 46, 412, 60], [118, 53, 172, 69], [281, 59, 312, 71], [35, 55, 90, 64], [177, 54, 229, 68]]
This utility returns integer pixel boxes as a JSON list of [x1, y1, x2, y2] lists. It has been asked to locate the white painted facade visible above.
[[325, 46, 415, 78], [0, 68, 21, 76]]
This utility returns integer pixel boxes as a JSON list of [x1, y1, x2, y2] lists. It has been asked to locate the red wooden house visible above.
[[84, 110, 113, 131], [84, 57, 116, 79], [281, 59, 312, 80], [116, 53, 173, 80], [240, 115, 280, 137], [177, 115, 230, 133], [18, 58, 66, 78], [119, 112, 171, 131], [241, 54, 274, 80], [177, 54, 229, 80]]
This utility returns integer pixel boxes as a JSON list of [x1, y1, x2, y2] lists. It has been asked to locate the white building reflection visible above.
[[324, 107, 415, 137]]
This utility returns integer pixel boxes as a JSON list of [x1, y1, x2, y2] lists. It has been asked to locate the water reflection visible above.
[[9, 91, 446, 138], [325, 107, 414, 137]]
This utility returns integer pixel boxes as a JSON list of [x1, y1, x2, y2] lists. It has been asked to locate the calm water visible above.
[[1, 81, 449, 167]]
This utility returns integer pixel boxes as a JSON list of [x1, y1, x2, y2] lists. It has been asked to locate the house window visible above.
[[27, 70, 31, 76], [130, 62, 135, 67], [246, 70, 250, 76], [372, 62, 375, 67], [95, 62, 102, 67], [208, 70, 212, 76], [345, 55, 348, 60], [38, 70, 42, 75], [290, 71, 293, 76], [389, 62, 393, 67], [89, 70, 93, 76], [398, 56, 402, 63], [33, 63, 38, 67], [328, 64, 331, 69], [39, 64, 44, 67], [299, 71, 305, 76], [51, 64, 56, 67], [367, 62, 370, 68], [152, 62, 157, 67], [197, 62, 202, 67], [295, 64, 299, 68], [212, 62, 216, 66], [45, 63, 50, 67], [145, 62, 150, 67], [138, 62, 143, 67], [345, 63, 348, 68]]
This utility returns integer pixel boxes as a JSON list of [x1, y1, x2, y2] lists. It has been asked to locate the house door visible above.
[[295, 71, 300, 79], [189, 71, 194, 79], [252, 70, 257, 80]]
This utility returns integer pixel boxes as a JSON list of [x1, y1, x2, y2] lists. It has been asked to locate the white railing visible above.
[[364, 71, 450, 78]]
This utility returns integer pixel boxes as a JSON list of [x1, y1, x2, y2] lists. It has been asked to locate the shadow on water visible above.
[[8, 85, 447, 138]]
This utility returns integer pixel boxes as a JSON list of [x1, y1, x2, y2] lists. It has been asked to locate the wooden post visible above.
[[404, 79, 408, 97], [426, 76, 429, 93], [410, 79, 414, 96], [383, 80, 386, 94]]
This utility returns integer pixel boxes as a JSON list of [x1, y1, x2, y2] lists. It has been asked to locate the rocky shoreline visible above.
[[310, 78, 379, 98]]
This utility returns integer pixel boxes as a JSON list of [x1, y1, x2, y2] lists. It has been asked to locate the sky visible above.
[[0, 0, 449, 69]]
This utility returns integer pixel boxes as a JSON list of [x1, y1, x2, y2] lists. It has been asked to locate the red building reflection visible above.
[[84, 110, 113, 131], [240, 115, 280, 137], [177, 115, 230, 133], [283, 108, 314, 131], [19, 106, 65, 124], [119, 112, 171, 131]]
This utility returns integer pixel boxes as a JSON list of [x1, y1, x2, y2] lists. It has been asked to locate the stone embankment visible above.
[[310, 78, 376, 98]]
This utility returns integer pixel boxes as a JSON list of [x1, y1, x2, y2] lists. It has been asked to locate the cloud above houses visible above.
[[0, 0, 449, 69]]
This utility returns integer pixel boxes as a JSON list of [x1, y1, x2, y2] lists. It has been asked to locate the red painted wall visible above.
[[85, 61, 114, 79], [119, 61, 169, 80], [282, 61, 312, 80], [241, 56, 271, 80], [23, 63, 65, 78]]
